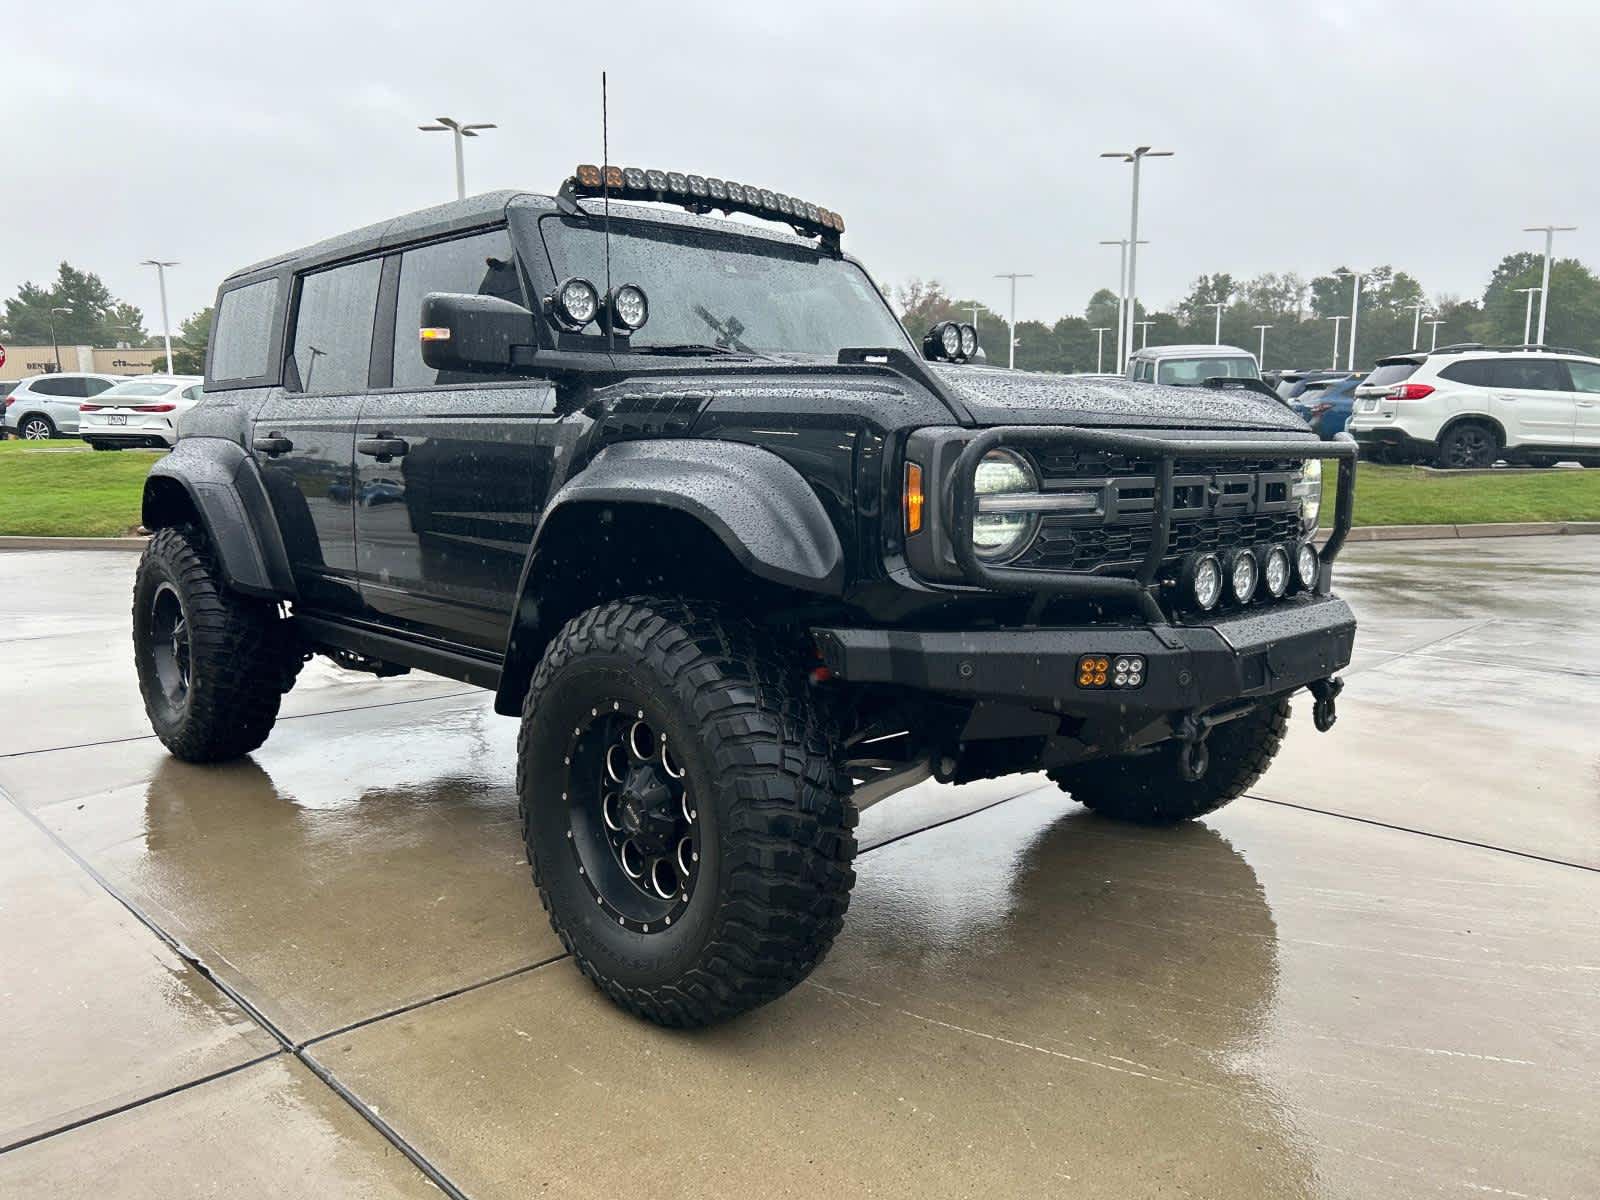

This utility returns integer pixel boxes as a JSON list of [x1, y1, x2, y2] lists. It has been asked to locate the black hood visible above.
[[930, 364, 1307, 431]]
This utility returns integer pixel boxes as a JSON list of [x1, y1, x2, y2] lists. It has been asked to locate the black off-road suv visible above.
[[133, 166, 1355, 1026]]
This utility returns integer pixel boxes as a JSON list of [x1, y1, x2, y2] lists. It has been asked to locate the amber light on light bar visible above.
[[568, 163, 844, 241]]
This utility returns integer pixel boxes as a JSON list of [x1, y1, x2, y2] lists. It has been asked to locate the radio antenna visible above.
[[601, 71, 614, 353]]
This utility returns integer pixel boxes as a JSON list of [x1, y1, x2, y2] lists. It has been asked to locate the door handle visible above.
[[1577, 400, 1597, 408], [357, 433, 409, 462], [253, 432, 293, 457]]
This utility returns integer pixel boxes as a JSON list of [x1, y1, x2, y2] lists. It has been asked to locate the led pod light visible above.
[[1181, 552, 1223, 611], [1295, 542, 1320, 591], [607, 284, 649, 332], [1259, 544, 1292, 598], [1226, 548, 1259, 604], [554, 277, 600, 330], [924, 320, 976, 363]]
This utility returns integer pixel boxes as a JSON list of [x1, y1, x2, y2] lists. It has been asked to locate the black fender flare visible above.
[[493, 439, 845, 713], [142, 437, 296, 599]]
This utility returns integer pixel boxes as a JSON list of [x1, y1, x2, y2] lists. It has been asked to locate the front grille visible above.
[[1010, 451, 1304, 576]]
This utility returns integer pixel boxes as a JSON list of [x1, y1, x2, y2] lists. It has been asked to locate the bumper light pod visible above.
[[1296, 542, 1320, 590], [1182, 552, 1223, 611], [1261, 545, 1291, 598], [1227, 549, 1259, 604]]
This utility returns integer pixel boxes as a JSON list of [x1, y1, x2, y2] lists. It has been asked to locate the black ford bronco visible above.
[[132, 165, 1355, 1026]]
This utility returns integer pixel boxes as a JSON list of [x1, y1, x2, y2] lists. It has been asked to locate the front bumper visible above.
[[813, 594, 1355, 715]]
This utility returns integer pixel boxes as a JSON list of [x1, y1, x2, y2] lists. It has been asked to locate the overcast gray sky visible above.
[[8, 0, 1599, 333]]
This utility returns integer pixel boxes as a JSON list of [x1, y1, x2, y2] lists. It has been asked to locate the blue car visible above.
[[1293, 374, 1363, 439]]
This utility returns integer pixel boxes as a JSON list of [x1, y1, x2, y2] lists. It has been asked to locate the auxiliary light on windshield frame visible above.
[[561, 164, 845, 251]]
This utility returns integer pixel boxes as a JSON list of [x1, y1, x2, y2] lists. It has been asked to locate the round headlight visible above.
[[555, 277, 599, 329], [1228, 549, 1259, 603], [959, 323, 978, 358], [972, 448, 1039, 562], [1296, 542, 1320, 590], [1184, 553, 1223, 611], [1295, 458, 1323, 533], [1262, 545, 1291, 598], [940, 322, 962, 359], [609, 284, 649, 332]]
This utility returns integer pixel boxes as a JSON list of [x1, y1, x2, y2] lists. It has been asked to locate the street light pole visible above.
[[1523, 223, 1576, 345], [419, 116, 498, 200], [47, 306, 72, 373], [1513, 286, 1540, 345], [1326, 315, 1346, 369], [1426, 319, 1446, 350], [1336, 270, 1365, 371], [1136, 320, 1156, 349], [1403, 300, 1426, 349], [1206, 301, 1226, 345], [1091, 326, 1111, 374], [1099, 237, 1147, 372], [993, 273, 1033, 369], [140, 260, 178, 371], [1253, 324, 1272, 368], [1102, 147, 1173, 376]]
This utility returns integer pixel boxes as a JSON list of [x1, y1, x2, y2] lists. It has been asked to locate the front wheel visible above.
[[518, 598, 856, 1027], [1050, 699, 1290, 825], [133, 525, 301, 762]]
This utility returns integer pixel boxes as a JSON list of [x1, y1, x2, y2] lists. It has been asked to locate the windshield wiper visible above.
[[633, 343, 761, 358]]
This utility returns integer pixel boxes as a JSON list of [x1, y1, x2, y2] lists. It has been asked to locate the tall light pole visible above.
[[1426, 319, 1445, 350], [1335, 269, 1365, 371], [1136, 320, 1156, 349], [1326, 315, 1346, 369], [1091, 326, 1111, 374], [993, 273, 1033, 369], [419, 116, 498, 200], [1523, 224, 1575, 345], [140, 259, 177, 371], [1099, 237, 1147, 371], [1403, 299, 1426, 349], [47, 306, 73, 373], [1102, 147, 1173, 374], [1253, 324, 1272, 369], [1206, 300, 1226, 345], [1513, 286, 1540, 345]]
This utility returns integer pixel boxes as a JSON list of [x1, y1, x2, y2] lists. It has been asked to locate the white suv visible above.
[[1347, 346, 1600, 468], [2, 372, 126, 440]]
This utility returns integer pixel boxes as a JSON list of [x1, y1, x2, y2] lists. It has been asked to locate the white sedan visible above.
[[78, 375, 205, 450]]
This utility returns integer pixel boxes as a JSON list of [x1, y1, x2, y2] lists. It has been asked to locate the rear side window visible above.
[[82, 378, 114, 397], [1438, 360, 1494, 387], [211, 279, 281, 382], [1362, 362, 1419, 388], [31, 377, 83, 397], [183, 385, 205, 402], [1489, 359, 1569, 391], [290, 258, 382, 393], [1566, 361, 1600, 393], [391, 227, 523, 389]]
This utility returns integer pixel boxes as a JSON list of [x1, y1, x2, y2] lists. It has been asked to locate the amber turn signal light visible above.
[[904, 462, 925, 535]]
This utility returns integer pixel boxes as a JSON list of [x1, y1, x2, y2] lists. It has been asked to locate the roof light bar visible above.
[[564, 163, 844, 249]]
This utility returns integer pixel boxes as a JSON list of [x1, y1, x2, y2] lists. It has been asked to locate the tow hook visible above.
[[1309, 676, 1345, 732], [1175, 713, 1210, 782]]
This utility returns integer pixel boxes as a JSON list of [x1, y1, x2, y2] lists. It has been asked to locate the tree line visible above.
[[896, 251, 1600, 374], [1, 262, 210, 373]]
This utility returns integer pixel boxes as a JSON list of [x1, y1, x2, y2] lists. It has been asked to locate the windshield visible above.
[[539, 215, 910, 355], [1156, 356, 1259, 385], [101, 380, 178, 398]]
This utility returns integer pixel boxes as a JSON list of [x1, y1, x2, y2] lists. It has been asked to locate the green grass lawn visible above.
[[0, 439, 164, 536], [2, 439, 1599, 539], [1324, 463, 1600, 527]]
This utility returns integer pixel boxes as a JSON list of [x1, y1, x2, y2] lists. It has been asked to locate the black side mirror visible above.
[[419, 293, 537, 372]]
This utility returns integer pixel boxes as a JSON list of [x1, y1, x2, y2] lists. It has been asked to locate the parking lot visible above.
[[1, 537, 1595, 1198]]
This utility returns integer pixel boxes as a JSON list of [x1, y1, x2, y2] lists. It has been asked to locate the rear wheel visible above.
[[518, 597, 856, 1026], [1436, 422, 1498, 469], [1050, 699, 1290, 826], [133, 525, 301, 762], [19, 415, 55, 441]]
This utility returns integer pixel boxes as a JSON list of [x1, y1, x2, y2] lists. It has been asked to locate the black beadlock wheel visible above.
[[517, 597, 857, 1027], [132, 525, 302, 762], [1436, 422, 1498, 469], [1049, 699, 1291, 826]]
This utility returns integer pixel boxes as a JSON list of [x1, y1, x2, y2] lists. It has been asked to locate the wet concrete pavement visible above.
[[2, 541, 1596, 1197]]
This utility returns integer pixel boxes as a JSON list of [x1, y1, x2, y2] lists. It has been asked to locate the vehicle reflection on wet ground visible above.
[[1, 537, 1595, 1198]]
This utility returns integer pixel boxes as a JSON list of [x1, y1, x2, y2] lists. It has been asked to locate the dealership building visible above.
[[1, 344, 166, 381]]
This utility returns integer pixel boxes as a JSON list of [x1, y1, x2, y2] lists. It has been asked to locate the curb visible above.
[[1317, 521, 1600, 544], [0, 535, 149, 551]]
